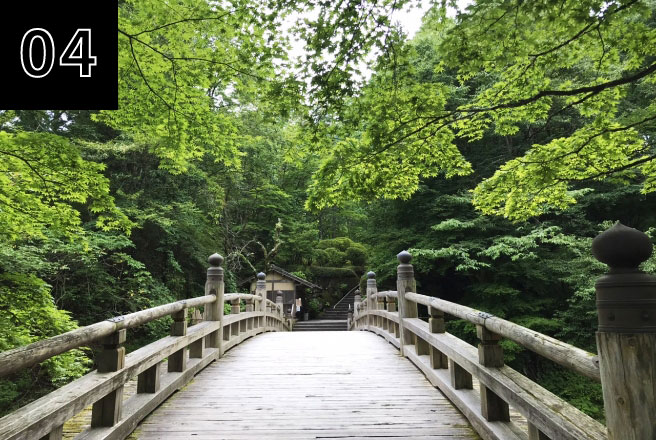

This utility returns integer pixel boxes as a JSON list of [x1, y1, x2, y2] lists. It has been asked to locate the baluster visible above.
[[231, 295, 240, 339], [276, 291, 283, 330], [528, 424, 551, 440], [386, 293, 399, 337], [168, 308, 187, 372], [266, 299, 272, 330], [477, 324, 509, 422], [91, 329, 126, 427], [448, 359, 472, 390], [256, 272, 267, 330], [245, 295, 254, 331], [396, 250, 417, 356], [205, 253, 224, 356], [353, 290, 361, 329], [592, 223, 656, 440], [190, 308, 203, 326], [137, 361, 161, 393], [189, 308, 204, 359], [429, 306, 447, 369], [377, 289, 385, 330]]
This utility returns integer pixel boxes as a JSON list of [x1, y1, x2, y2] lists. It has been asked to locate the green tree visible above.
[[302, 1, 656, 221]]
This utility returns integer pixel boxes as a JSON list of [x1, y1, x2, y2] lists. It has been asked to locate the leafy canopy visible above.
[[302, 0, 656, 220]]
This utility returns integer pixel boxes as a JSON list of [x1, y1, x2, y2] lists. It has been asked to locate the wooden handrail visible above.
[[0, 254, 291, 440], [333, 284, 359, 309], [351, 250, 614, 440], [369, 290, 397, 300], [224, 293, 263, 302], [404, 292, 600, 381], [0, 294, 217, 378]]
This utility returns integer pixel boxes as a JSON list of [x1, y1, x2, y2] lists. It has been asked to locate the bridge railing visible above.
[[0, 254, 289, 440], [352, 223, 656, 440]]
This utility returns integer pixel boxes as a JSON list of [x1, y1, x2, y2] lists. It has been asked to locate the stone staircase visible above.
[[292, 320, 347, 331], [292, 286, 358, 332]]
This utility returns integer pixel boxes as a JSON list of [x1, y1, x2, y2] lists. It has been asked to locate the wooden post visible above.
[[245, 295, 254, 331], [591, 223, 656, 440], [396, 250, 417, 356], [91, 329, 126, 427], [266, 301, 272, 329], [353, 290, 361, 329], [528, 424, 551, 440], [190, 308, 203, 326], [256, 272, 267, 330], [275, 291, 283, 330], [231, 295, 240, 339], [168, 308, 187, 372], [386, 293, 398, 337], [367, 271, 377, 329], [347, 303, 353, 329], [448, 359, 472, 390], [477, 324, 509, 422], [376, 290, 385, 330], [137, 362, 160, 393], [189, 308, 204, 359], [205, 253, 224, 355], [429, 306, 447, 369]]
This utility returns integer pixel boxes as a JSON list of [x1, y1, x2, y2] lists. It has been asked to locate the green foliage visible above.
[[4, 0, 656, 427], [0, 272, 90, 415], [0, 130, 131, 241], [301, 1, 656, 221], [99, 0, 294, 174]]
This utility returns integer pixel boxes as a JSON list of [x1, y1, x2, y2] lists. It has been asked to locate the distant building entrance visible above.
[[245, 265, 321, 318]]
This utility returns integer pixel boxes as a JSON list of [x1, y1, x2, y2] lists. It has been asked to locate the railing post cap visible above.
[[257, 272, 266, 280], [208, 253, 224, 267], [397, 250, 412, 264], [592, 222, 652, 269], [367, 271, 375, 279]]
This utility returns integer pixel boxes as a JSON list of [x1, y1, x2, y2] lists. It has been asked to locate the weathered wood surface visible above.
[[132, 332, 480, 440], [404, 292, 600, 381], [596, 332, 656, 440], [0, 295, 218, 378]]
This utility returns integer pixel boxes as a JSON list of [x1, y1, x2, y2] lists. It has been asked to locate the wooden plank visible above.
[[133, 332, 479, 440]]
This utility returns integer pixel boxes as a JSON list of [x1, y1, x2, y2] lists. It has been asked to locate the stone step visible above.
[[293, 320, 347, 332]]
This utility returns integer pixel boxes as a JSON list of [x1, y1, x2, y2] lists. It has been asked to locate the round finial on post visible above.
[[367, 271, 375, 279], [397, 250, 412, 264], [208, 253, 224, 267], [592, 222, 656, 438], [257, 272, 266, 280], [592, 222, 652, 270]]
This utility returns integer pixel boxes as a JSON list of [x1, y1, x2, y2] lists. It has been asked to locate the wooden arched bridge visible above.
[[0, 223, 654, 440]]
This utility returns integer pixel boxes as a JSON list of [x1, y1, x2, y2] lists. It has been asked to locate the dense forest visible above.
[[1, 0, 655, 423]]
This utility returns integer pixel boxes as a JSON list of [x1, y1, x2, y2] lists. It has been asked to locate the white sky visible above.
[[282, 0, 471, 81], [284, 1, 432, 64]]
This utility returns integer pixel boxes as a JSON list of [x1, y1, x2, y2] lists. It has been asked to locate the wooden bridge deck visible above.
[[130, 331, 480, 440]]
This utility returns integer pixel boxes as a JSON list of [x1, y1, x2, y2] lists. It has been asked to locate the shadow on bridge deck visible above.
[[129, 332, 480, 440]]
